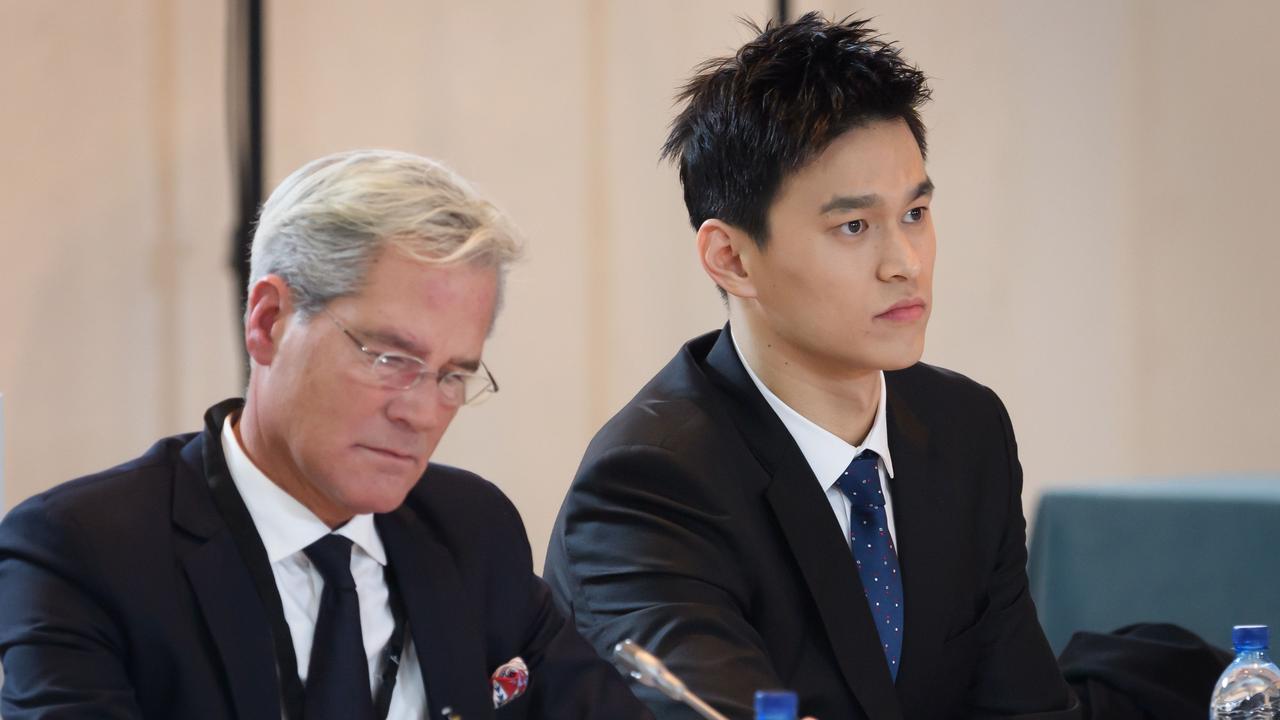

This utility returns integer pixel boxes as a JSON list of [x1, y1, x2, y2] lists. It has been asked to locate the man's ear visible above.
[[244, 275, 293, 366], [696, 218, 759, 300]]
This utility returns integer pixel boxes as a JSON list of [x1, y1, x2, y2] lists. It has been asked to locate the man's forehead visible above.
[[823, 150, 923, 183], [342, 314, 485, 372], [325, 259, 495, 365], [776, 123, 925, 200]]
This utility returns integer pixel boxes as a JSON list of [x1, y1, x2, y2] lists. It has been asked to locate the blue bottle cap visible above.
[[755, 690, 798, 719], [1233, 625, 1269, 650]]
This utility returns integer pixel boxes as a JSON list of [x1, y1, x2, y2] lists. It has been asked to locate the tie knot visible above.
[[836, 451, 885, 509], [304, 534, 356, 590]]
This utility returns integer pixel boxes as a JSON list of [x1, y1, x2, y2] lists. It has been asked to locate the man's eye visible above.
[[841, 219, 866, 235], [903, 207, 927, 223], [376, 355, 417, 372]]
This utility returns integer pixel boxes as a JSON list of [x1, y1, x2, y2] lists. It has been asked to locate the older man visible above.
[[0, 150, 651, 720]]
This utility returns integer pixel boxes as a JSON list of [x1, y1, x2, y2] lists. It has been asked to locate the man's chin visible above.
[[877, 339, 927, 371], [881, 354, 924, 372], [343, 490, 412, 517], [343, 474, 422, 516]]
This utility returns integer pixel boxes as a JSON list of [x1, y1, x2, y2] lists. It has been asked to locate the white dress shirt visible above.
[[221, 417, 426, 719], [731, 331, 898, 547]]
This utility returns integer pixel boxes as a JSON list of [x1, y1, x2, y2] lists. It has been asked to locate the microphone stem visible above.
[[683, 693, 730, 720]]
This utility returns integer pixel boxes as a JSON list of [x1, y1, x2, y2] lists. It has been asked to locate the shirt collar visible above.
[[220, 415, 387, 566], [730, 328, 895, 493]]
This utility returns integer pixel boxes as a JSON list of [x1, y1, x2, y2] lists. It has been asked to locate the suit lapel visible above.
[[376, 504, 493, 720], [884, 380, 952, 691], [173, 404, 283, 720], [182, 531, 283, 720], [701, 328, 904, 720]]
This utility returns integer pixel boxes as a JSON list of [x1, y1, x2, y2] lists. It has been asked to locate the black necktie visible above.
[[303, 534, 375, 720]]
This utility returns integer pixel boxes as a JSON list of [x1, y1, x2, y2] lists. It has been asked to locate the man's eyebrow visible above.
[[448, 358, 482, 373], [819, 178, 936, 215], [362, 328, 428, 358], [820, 193, 880, 214], [911, 178, 935, 201], [362, 328, 481, 372]]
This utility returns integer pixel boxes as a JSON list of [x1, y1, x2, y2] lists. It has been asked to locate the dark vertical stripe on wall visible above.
[[228, 0, 264, 378], [776, 0, 789, 23]]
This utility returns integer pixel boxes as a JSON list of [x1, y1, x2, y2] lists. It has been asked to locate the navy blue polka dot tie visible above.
[[837, 450, 904, 680]]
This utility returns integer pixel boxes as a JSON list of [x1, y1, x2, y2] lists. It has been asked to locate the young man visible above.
[[545, 14, 1079, 720], [0, 150, 651, 719]]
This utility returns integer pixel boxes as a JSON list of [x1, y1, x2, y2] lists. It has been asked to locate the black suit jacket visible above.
[[0, 399, 651, 720], [544, 328, 1079, 720]]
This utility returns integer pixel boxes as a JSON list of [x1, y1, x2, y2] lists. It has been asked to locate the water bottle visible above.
[[755, 690, 797, 720], [1210, 625, 1280, 719]]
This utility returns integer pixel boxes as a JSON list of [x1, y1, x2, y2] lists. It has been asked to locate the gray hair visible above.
[[247, 149, 523, 322]]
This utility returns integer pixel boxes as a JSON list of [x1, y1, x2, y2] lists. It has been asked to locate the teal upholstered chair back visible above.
[[1028, 475, 1280, 655]]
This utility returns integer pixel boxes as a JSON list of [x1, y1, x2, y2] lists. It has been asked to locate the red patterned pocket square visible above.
[[491, 656, 529, 709]]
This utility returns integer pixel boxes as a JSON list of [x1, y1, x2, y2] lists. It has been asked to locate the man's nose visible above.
[[386, 379, 450, 432], [877, 224, 922, 282]]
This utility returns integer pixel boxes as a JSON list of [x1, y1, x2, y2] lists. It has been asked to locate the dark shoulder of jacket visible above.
[[0, 431, 199, 548], [885, 361, 1006, 426], [402, 463, 527, 549], [585, 338, 721, 457]]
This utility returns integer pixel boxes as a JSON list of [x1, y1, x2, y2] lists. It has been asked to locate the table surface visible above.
[[1028, 474, 1280, 655]]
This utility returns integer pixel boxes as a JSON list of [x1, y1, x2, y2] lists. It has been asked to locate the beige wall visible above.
[[0, 0, 240, 506], [2, 1, 1277, 569]]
